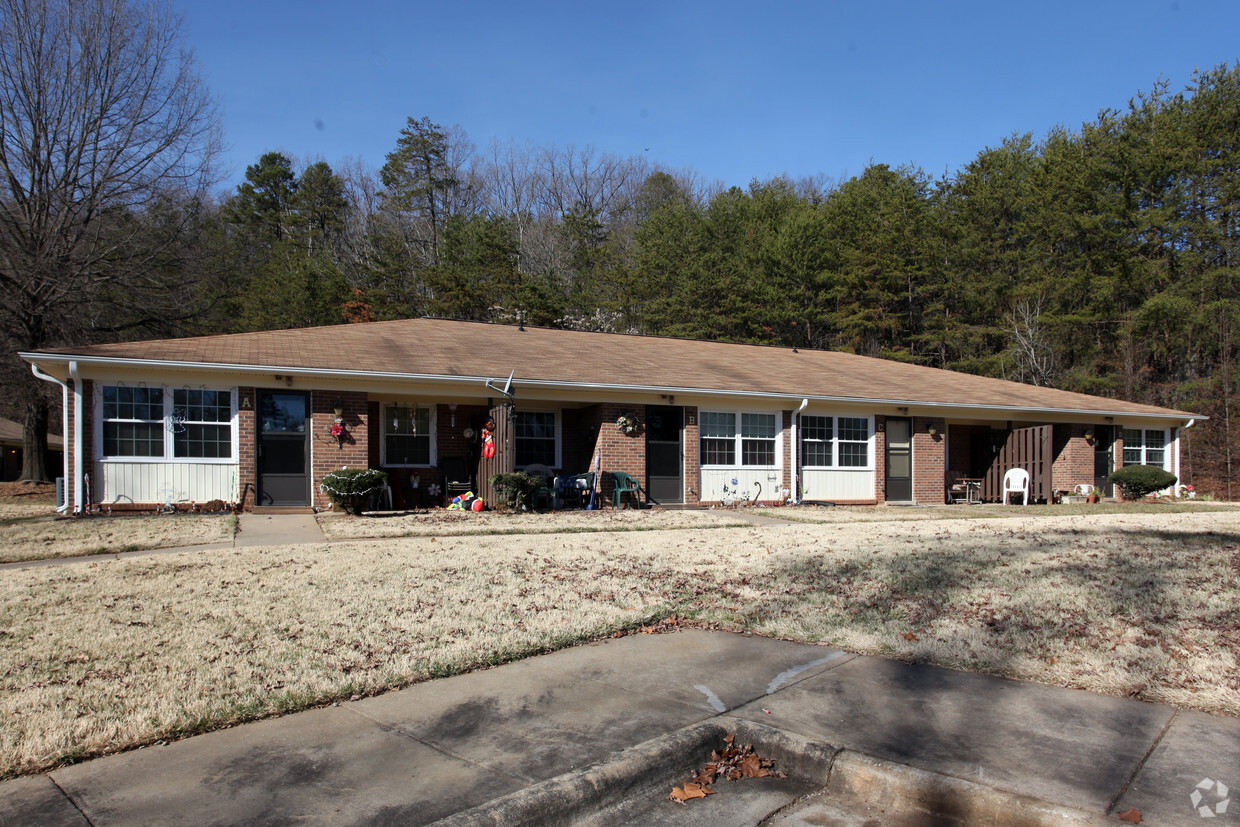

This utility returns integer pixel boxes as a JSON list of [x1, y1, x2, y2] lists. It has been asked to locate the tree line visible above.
[[2, 0, 1236, 494]]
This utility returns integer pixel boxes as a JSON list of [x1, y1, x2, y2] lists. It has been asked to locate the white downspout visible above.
[[30, 364, 73, 513], [69, 362, 83, 514], [1176, 419, 1195, 491], [791, 398, 808, 504]]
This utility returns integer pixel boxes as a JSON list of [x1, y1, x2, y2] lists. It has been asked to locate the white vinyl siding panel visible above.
[[96, 462, 238, 505]]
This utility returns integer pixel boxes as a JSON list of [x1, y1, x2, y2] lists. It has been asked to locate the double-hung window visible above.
[[515, 411, 557, 467], [101, 385, 235, 461], [700, 412, 736, 465], [700, 412, 778, 467], [103, 386, 165, 458], [1123, 428, 1167, 468], [800, 415, 872, 468], [383, 404, 433, 466], [173, 389, 233, 458]]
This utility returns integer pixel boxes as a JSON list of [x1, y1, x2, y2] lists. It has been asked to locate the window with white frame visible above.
[[173, 389, 232, 458], [800, 415, 872, 468], [103, 386, 165, 458], [383, 403, 433, 466], [700, 412, 736, 465], [101, 385, 235, 460], [515, 411, 557, 467], [1123, 428, 1167, 468], [700, 411, 778, 467]]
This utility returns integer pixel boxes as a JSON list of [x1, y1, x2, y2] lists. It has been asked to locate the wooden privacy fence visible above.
[[477, 401, 515, 507], [982, 425, 1054, 504]]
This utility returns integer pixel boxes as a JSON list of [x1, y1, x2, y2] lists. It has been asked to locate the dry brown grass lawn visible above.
[[316, 507, 747, 539], [0, 515, 235, 564], [0, 481, 58, 520], [1, 507, 1237, 780], [0, 482, 234, 563]]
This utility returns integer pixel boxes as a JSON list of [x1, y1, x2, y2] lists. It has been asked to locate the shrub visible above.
[[489, 472, 541, 511], [1108, 465, 1177, 500], [321, 469, 388, 515]]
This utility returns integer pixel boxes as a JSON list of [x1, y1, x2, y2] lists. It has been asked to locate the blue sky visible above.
[[182, 0, 1240, 193]]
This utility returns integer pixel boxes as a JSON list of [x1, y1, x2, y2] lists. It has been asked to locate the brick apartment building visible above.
[[20, 318, 1200, 513]]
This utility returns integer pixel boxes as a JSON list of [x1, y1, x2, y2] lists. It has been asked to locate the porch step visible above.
[[249, 506, 315, 515]]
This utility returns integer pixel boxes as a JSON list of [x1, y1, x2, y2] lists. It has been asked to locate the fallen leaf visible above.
[[739, 754, 770, 778], [1116, 807, 1142, 823], [903, 631, 919, 642], [669, 781, 713, 804]]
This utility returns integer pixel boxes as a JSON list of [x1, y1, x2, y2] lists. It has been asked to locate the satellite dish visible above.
[[485, 369, 516, 399]]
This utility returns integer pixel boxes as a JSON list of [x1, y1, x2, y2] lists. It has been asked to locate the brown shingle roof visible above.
[[28, 318, 1197, 419], [0, 418, 64, 447]]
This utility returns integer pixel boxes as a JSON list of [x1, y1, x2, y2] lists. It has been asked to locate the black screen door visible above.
[[258, 390, 310, 506], [1094, 425, 1115, 497], [886, 417, 912, 502], [645, 405, 683, 503]]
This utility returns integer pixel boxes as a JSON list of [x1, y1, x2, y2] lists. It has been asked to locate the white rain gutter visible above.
[[30, 363, 74, 513], [791, 398, 808, 503]]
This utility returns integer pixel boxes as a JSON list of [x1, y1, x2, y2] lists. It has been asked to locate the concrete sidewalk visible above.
[[0, 514, 326, 572], [3, 630, 1236, 825]]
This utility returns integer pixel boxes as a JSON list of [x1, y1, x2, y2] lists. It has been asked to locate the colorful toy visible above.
[[448, 491, 484, 512], [481, 417, 497, 459]]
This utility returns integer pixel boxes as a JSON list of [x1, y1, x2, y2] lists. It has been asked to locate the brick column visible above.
[[912, 416, 946, 504], [237, 387, 257, 510], [874, 415, 887, 504], [684, 406, 700, 504]]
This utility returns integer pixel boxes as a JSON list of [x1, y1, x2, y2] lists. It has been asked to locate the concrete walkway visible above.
[[234, 513, 327, 546], [4, 629, 1236, 825], [0, 514, 326, 572]]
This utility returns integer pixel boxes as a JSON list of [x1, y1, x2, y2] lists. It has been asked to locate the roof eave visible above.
[[18, 352, 1203, 422]]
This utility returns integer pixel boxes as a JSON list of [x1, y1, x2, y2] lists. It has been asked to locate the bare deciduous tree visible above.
[[0, 0, 220, 480], [1006, 296, 1057, 387]]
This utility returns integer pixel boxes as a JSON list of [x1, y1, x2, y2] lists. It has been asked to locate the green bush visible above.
[[1108, 465, 1177, 500], [488, 472, 541, 511], [321, 469, 388, 515]]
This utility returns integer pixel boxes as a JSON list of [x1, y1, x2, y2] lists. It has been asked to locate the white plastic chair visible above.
[[1003, 468, 1030, 505], [1074, 484, 1091, 496]]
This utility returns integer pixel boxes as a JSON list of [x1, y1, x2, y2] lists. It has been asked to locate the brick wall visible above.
[[912, 416, 946, 504], [310, 390, 368, 509], [237, 388, 256, 509], [581, 403, 646, 506], [874, 415, 887, 504], [781, 410, 793, 499], [684, 406, 700, 504], [1052, 424, 1095, 492]]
